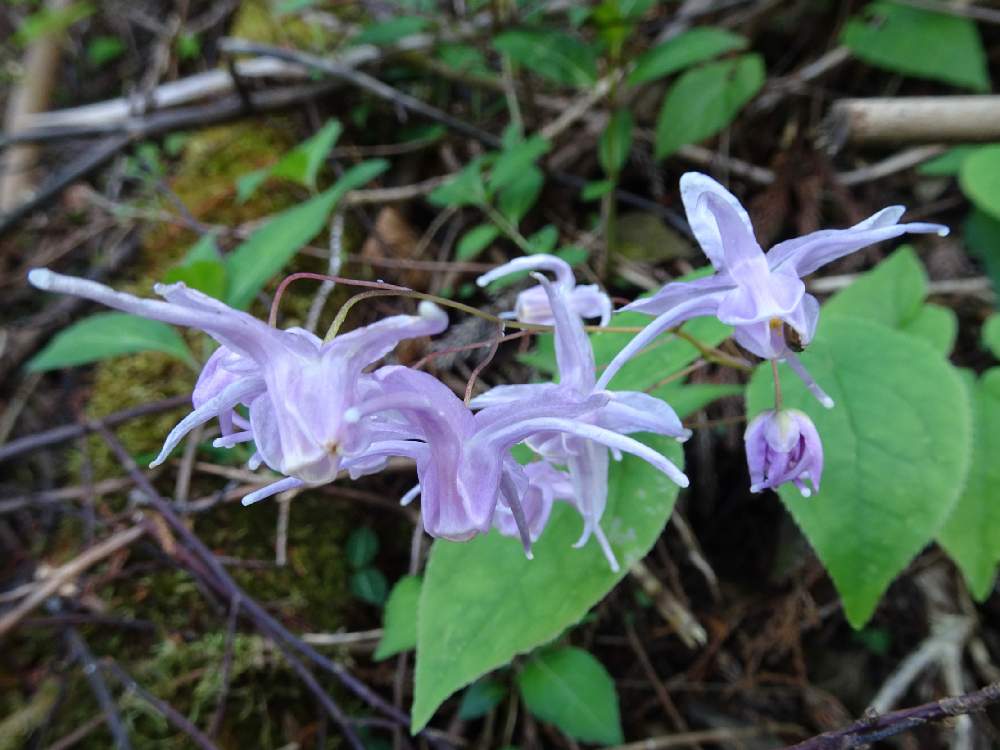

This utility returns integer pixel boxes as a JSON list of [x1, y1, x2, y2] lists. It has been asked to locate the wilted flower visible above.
[[597, 172, 949, 406], [476, 254, 612, 326], [28, 269, 448, 498], [744, 409, 823, 497], [471, 256, 690, 570]]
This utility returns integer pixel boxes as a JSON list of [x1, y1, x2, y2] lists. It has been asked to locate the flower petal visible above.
[[680, 172, 756, 269], [766, 209, 949, 278]]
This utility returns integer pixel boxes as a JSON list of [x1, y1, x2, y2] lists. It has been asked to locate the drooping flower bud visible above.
[[744, 409, 823, 497]]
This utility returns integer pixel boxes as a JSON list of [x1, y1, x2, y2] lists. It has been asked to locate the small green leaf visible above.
[[939, 370, 1000, 600], [916, 146, 981, 177], [352, 16, 430, 46], [498, 166, 544, 225], [412, 437, 683, 731], [375, 575, 422, 660], [225, 160, 387, 309], [582, 180, 615, 201], [960, 145, 1000, 222], [599, 109, 633, 177], [271, 120, 344, 191], [457, 224, 501, 261], [983, 315, 1000, 359], [517, 647, 623, 745], [350, 568, 389, 606], [628, 27, 747, 86], [87, 35, 126, 66], [964, 210, 1000, 308], [429, 159, 487, 207], [842, 1, 989, 92], [346, 527, 379, 568], [181, 232, 223, 265], [28, 312, 195, 372], [527, 225, 559, 254], [489, 136, 550, 192], [458, 679, 507, 720], [163, 260, 227, 300], [494, 29, 598, 87], [236, 168, 270, 204], [655, 54, 764, 159], [16, 2, 93, 45], [745, 317, 972, 627], [901, 303, 957, 354]]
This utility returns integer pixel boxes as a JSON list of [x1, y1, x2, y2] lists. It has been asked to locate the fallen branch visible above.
[[782, 682, 1000, 750], [0, 524, 147, 640], [824, 96, 1000, 150]]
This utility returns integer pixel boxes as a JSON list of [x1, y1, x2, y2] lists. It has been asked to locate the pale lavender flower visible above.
[[477, 255, 612, 326], [471, 256, 690, 570], [596, 172, 949, 406], [28, 269, 448, 498], [744, 409, 823, 497]]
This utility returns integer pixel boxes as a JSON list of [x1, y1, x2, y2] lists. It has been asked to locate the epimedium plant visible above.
[[28, 167, 994, 745]]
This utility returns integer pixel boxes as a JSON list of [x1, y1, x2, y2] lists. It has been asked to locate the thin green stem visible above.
[[482, 203, 534, 254], [771, 358, 783, 410]]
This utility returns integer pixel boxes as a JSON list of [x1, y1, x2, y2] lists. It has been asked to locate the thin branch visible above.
[[0, 524, 147, 639], [783, 682, 1000, 750], [63, 628, 132, 750], [100, 659, 220, 750]]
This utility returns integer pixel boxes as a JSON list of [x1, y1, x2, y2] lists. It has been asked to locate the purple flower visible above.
[[471, 256, 690, 569], [744, 409, 823, 496], [596, 173, 949, 406], [28, 269, 448, 495], [477, 255, 612, 326]]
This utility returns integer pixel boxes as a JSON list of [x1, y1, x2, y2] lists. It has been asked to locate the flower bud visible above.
[[744, 409, 823, 497]]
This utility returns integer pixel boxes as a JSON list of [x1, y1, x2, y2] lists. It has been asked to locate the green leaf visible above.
[[87, 35, 126, 66], [823, 246, 927, 327], [498, 166, 544, 225], [457, 224, 500, 261], [489, 136, 551, 192], [655, 54, 764, 159], [628, 27, 747, 86], [163, 260, 227, 300], [224, 160, 387, 309], [494, 29, 598, 87], [236, 168, 270, 204], [983, 314, 1000, 359], [842, 1, 989, 92], [901, 303, 957, 355], [517, 647, 623, 745], [375, 575, 422, 660], [582, 180, 615, 201], [181, 232, 223, 265], [960, 145, 1000, 222], [527, 225, 559, 255], [458, 679, 507, 720], [745, 316, 972, 627], [429, 159, 487, 207], [965, 209, 1000, 307], [599, 109, 633, 177], [346, 527, 379, 568], [938, 370, 1000, 600], [350, 568, 389, 606], [412, 436, 683, 731], [16, 2, 93, 45], [352, 16, 430, 46], [28, 312, 195, 372], [271, 120, 343, 191], [916, 145, 981, 177]]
